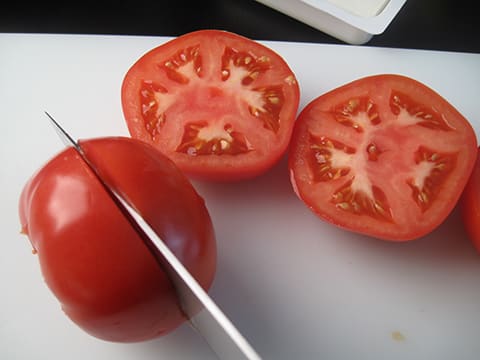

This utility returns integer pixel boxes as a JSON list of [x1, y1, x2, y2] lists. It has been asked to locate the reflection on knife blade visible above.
[[46, 111, 262, 360]]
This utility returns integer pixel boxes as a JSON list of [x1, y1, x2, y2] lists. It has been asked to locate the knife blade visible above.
[[45, 111, 261, 360]]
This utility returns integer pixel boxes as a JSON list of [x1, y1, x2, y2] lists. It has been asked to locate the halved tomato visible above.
[[289, 74, 478, 241], [460, 147, 480, 251], [121, 30, 299, 181]]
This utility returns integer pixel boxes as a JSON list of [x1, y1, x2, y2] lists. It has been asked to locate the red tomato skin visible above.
[[289, 74, 478, 241], [19, 137, 216, 342], [461, 148, 480, 251], [121, 30, 300, 181]]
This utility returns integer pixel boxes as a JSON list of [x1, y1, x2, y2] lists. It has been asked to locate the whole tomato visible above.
[[19, 137, 216, 342]]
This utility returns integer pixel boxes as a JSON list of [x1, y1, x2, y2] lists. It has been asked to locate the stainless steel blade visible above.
[[46, 112, 261, 360]]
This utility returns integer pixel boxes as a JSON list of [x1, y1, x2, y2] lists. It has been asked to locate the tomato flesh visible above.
[[289, 74, 478, 241], [122, 30, 300, 181], [19, 137, 216, 342], [461, 147, 480, 252]]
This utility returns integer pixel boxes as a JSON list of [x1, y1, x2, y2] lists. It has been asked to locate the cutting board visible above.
[[1, 34, 480, 360]]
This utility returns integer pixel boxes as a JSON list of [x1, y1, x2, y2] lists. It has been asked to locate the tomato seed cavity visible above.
[[161, 45, 202, 84], [308, 134, 355, 182], [176, 122, 252, 156], [248, 85, 284, 132], [333, 97, 381, 132], [407, 146, 457, 212], [390, 91, 456, 131], [221, 47, 283, 133], [140, 80, 168, 140], [332, 180, 393, 222]]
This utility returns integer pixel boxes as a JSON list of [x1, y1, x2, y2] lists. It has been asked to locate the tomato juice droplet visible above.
[[391, 331, 406, 342], [20, 223, 29, 235]]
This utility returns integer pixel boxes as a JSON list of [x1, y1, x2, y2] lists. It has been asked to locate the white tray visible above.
[[1, 34, 480, 360], [256, 0, 407, 44]]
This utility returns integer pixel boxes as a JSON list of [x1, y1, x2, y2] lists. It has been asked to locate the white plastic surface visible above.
[[256, 0, 407, 44], [327, 0, 390, 17], [1, 34, 480, 360]]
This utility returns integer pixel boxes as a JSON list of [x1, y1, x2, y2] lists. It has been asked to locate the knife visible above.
[[45, 112, 262, 360]]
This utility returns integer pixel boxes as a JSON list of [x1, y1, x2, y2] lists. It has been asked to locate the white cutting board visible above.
[[1, 34, 480, 360]]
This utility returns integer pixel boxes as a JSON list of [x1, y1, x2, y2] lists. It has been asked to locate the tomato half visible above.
[[18, 137, 216, 342], [289, 74, 478, 241], [460, 147, 480, 251], [121, 30, 300, 181]]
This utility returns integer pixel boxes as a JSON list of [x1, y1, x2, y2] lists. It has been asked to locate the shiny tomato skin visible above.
[[19, 137, 216, 342], [461, 147, 480, 252], [121, 30, 300, 181], [289, 74, 478, 241]]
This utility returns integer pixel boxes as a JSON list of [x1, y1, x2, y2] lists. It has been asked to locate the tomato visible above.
[[289, 74, 478, 241], [121, 30, 300, 181], [18, 137, 216, 342], [460, 147, 480, 251]]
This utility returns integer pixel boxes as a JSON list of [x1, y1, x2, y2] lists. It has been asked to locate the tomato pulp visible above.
[[461, 147, 480, 252], [18, 137, 216, 342], [121, 30, 300, 181], [289, 74, 478, 241]]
